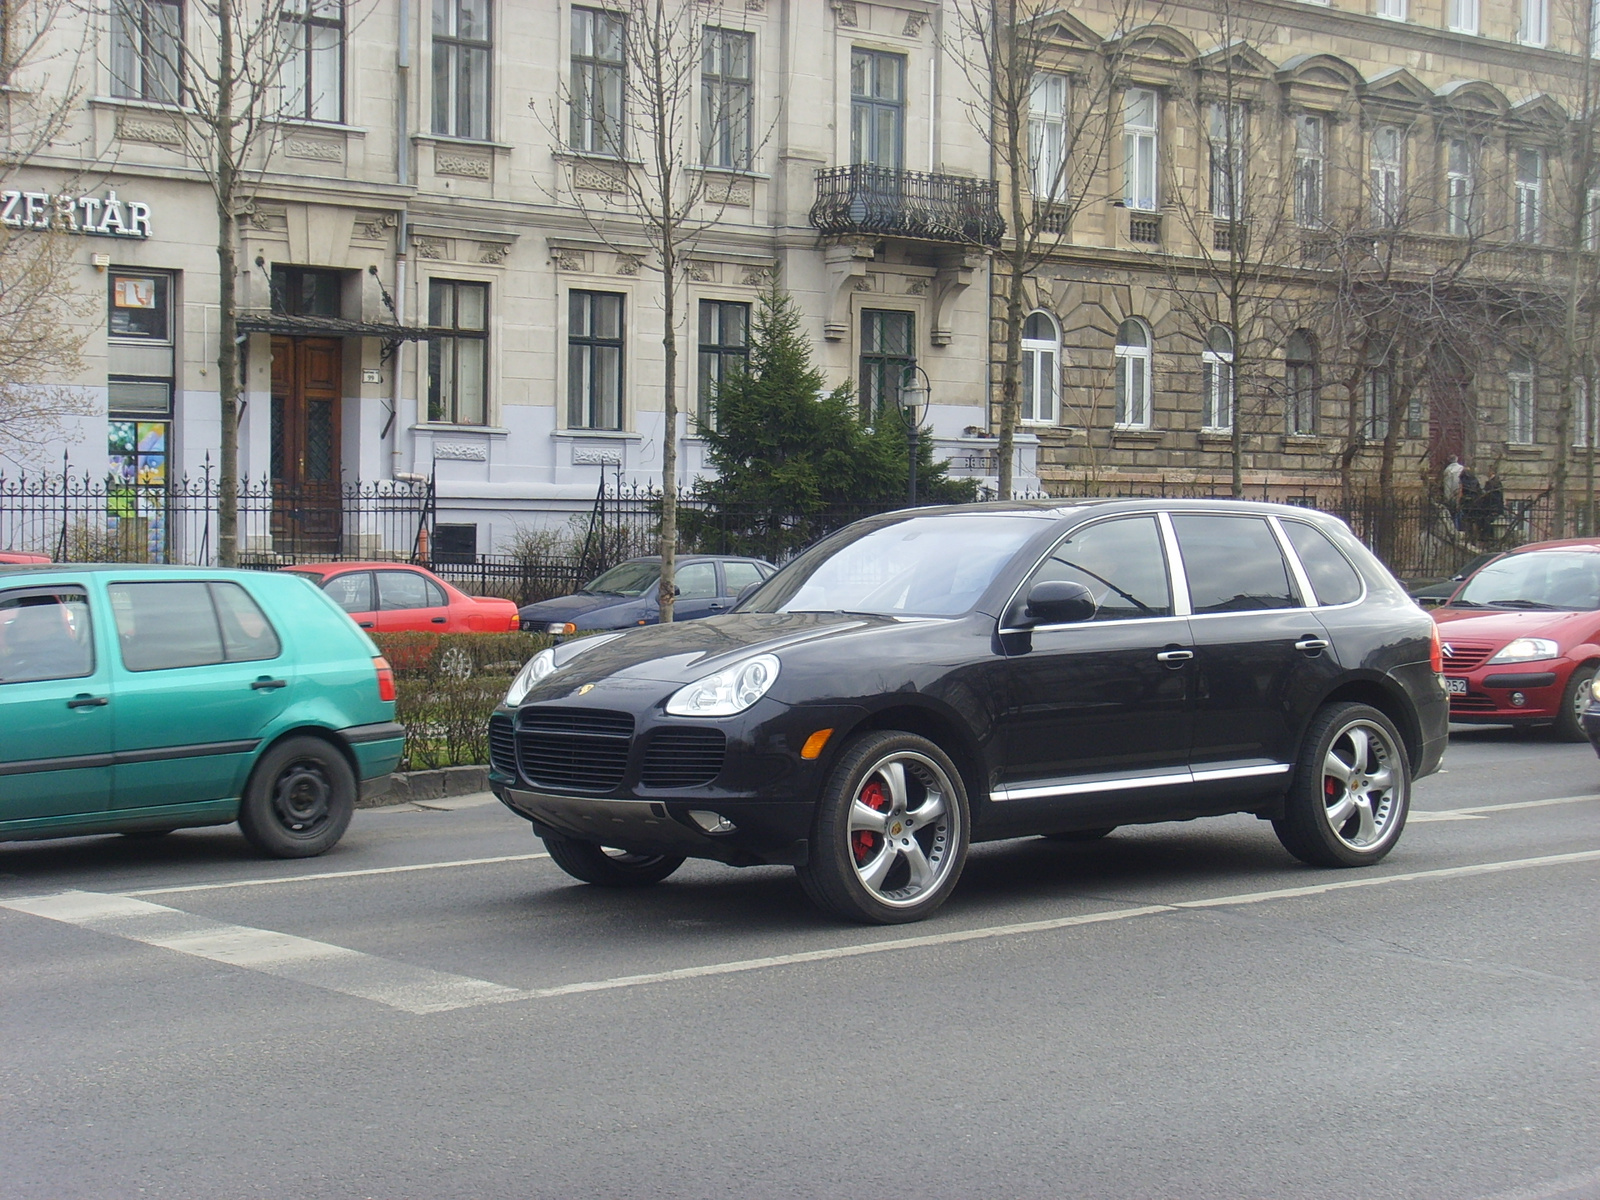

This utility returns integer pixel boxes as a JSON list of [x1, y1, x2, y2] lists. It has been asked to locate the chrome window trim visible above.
[[1156, 511, 1192, 616], [1274, 517, 1371, 611], [1267, 515, 1317, 608], [996, 510, 1179, 635]]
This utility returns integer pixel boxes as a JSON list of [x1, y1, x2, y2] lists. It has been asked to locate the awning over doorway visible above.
[[235, 312, 436, 340]]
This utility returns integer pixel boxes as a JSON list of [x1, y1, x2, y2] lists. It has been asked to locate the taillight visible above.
[[374, 655, 397, 702], [1429, 624, 1443, 674]]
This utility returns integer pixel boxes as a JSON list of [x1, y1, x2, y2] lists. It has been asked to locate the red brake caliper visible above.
[[853, 779, 888, 865]]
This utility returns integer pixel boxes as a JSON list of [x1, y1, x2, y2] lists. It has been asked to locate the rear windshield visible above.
[[742, 514, 1052, 617]]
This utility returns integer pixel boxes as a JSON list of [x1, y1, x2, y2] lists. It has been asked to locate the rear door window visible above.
[[377, 570, 445, 610], [108, 581, 282, 670], [1171, 514, 1300, 613], [723, 561, 766, 596], [0, 589, 96, 683]]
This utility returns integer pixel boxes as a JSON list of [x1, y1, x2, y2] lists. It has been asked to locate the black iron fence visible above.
[[0, 465, 432, 566]]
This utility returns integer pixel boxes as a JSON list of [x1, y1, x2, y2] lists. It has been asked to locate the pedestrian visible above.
[[1471, 471, 1504, 543], [1456, 464, 1481, 533], [1442, 455, 1464, 511]]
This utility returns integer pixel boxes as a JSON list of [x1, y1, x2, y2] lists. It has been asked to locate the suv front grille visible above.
[[640, 728, 727, 788], [515, 707, 634, 792], [1440, 641, 1495, 671], [488, 714, 517, 776]]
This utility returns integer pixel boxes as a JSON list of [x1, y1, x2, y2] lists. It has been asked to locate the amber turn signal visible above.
[[800, 728, 834, 760]]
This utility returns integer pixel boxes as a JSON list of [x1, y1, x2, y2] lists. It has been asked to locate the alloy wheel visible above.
[[1320, 718, 1404, 851], [846, 751, 961, 909]]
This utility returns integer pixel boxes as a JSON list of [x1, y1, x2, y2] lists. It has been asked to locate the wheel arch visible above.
[[847, 701, 989, 812], [1313, 677, 1421, 769], [246, 724, 360, 794]]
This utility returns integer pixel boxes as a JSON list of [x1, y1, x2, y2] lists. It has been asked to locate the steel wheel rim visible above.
[[272, 758, 333, 837], [847, 750, 960, 909], [1320, 719, 1404, 850]]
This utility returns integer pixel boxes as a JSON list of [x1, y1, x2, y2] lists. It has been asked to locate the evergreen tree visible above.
[[686, 283, 974, 559]]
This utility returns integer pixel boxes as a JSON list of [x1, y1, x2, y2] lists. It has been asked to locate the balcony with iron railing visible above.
[[809, 165, 1005, 247]]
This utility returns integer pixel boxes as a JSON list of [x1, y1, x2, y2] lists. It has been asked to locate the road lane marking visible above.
[[6, 848, 1600, 1014], [119, 853, 549, 897], [1410, 793, 1600, 822], [0, 891, 524, 1015]]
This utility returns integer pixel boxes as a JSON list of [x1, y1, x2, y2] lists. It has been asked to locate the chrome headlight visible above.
[[503, 633, 622, 707], [1487, 637, 1559, 665], [665, 654, 780, 717]]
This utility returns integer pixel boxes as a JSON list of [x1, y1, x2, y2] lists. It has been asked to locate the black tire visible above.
[[1043, 827, 1116, 842], [1552, 664, 1596, 743], [794, 730, 970, 925], [541, 834, 684, 886], [1274, 702, 1410, 868], [237, 735, 356, 859]]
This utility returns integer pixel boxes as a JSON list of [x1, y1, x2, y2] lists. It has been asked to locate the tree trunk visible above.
[[215, 6, 238, 568]]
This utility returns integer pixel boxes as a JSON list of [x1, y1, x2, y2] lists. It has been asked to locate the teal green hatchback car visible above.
[[0, 565, 405, 857]]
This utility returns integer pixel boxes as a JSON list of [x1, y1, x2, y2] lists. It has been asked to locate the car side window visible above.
[[110, 581, 227, 670], [676, 562, 718, 600], [0, 588, 95, 683], [1281, 521, 1363, 607], [324, 572, 375, 614], [1023, 516, 1172, 621], [211, 582, 282, 662], [376, 571, 440, 611], [1172, 515, 1299, 613], [723, 561, 765, 595]]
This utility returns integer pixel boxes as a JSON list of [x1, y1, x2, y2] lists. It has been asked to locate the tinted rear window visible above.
[[1282, 521, 1363, 606]]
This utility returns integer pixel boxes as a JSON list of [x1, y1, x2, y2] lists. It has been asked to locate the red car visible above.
[[0, 551, 51, 564], [1431, 537, 1600, 739], [281, 562, 519, 634]]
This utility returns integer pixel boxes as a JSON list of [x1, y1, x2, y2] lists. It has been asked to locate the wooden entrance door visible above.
[[271, 336, 343, 555]]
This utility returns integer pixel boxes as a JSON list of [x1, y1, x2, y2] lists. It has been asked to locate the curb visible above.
[[359, 765, 490, 809]]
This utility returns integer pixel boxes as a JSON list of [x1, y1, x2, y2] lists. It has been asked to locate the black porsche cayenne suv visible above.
[[488, 500, 1448, 924]]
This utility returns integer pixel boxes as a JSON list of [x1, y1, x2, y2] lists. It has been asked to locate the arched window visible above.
[[1114, 318, 1152, 428], [1286, 330, 1318, 435], [1202, 325, 1234, 432], [1020, 311, 1060, 424]]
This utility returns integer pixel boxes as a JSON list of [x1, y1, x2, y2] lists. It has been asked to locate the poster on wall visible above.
[[107, 419, 168, 561]]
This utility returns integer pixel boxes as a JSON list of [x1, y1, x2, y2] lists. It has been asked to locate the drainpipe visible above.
[[390, 211, 409, 479], [391, 0, 411, 480], [397, 0, 411, 187]]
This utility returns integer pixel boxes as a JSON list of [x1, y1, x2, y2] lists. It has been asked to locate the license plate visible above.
[[1446, 677, 1469, 694]]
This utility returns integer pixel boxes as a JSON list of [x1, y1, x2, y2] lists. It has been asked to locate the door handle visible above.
[[251, 677, 288, 690], [431, 616, 447, 624], [1294, 637, 1330, 655], [1155, 649, 1194, 665], [358, 621, 375, 628], [67, 694, 108, 708]]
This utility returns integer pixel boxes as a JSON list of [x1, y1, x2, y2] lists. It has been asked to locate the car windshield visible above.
[[1453, 550, 1600, 611], [583, 561, 661, 597], [742, 514, 1053, 617]]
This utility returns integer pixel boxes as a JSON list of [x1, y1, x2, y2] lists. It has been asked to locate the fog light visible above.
[[688, 810, 736, 834], [546, 622, 575, 636], [1510, 692, 1527, 707]]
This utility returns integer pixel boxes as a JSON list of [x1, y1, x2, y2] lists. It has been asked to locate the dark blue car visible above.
[[518, 555, 776, 635]]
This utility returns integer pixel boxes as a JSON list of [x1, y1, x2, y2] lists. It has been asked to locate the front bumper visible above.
[[1444, 661, 1572, 724]]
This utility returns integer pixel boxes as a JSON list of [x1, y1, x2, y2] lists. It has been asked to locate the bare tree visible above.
[[542, 1, 769, 621], [946, 0, 1157, 498], [0, 1, 96, 466]]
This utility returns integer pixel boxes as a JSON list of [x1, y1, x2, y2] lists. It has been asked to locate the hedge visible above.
[[370, 631, 552, 771]]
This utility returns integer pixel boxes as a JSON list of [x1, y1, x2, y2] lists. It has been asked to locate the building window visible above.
[[1585, 188, 1600, 250], [1201, 326, 1234, 432], [270, 265, 342, 316], [278, 0, 344, 123], [571, 6, 624, 156], [1576, 376, 1592, 448], [1286, 330, 1318, 435], [1520, 0, 1548, 45], [1029, 72, 1069, 200], [1364, 364, 1423, 439], [1447, 0, 1478, 33], [859, 309, 914, 419], [427, 280, 488, 426], [702, 26, 752, 170], [1515, 147, 1543, 243], [1509, 353, 1535, 444], [568, 290, 624, 430], [697, 299, 749, 429], [1294, 114, 1324, 227], [1370, 126, 1403, 227], [1209, 103, 1246, 221], [850, 48, 904, 168], [1114, 318, 1152, 429], [1020, 311, 1059, 425], [432, 0, 491, 140], [1376, 0, 1406, 19], [1122, 88, 1158, 212], [1446, 138, 1476, 236], [111, 0, 182, 104]]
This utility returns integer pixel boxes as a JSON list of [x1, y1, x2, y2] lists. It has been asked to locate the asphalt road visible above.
[[3, 725, 1598, 1200]]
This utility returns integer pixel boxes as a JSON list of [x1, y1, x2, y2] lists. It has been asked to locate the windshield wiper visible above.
[[1487, 599, 1564, 610], [1443, 599, 1487, 607]]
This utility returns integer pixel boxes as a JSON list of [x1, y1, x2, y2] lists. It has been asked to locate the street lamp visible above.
[[898, 364, 931, 506]]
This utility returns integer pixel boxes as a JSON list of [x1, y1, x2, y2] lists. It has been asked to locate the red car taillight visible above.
[[374, 655, 397, 702], [1429, 624, 1443, 674]]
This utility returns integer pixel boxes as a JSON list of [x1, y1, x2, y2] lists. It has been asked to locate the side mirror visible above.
[[1023, 580, 1096, 626]]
